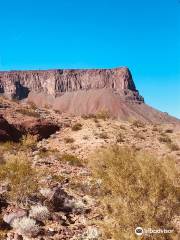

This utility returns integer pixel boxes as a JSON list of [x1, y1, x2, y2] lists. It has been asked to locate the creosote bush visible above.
[[0, 152, 39, 204], [89, 146, 179, 240]]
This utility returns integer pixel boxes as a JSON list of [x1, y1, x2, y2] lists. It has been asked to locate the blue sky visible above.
[[0, 0, 179, 118]]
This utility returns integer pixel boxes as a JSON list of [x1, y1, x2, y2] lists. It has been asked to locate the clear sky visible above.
[[0, 0, 179, 118]]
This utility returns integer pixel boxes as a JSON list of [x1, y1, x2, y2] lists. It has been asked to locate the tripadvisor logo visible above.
[[135, 227, 143, 236], [135, 227, 174, 236]]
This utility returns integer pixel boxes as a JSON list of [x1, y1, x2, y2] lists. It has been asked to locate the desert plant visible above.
[[116, 133, 124, 143], [96, 110, 110, 120], [165, 129, 173, 133], [132, 120, 145, 128], [16, 108, 40, 118], [88, 146, 179, 240], [64, 137, 75, 143], [83, 135, 89, 140], [59, 154, 83, 166], [168, 143, 180, 151], [159, 134, 172, 143], [30, 205, 50, 222], [21, 134, 37, 150], [99, 132, 108, 139], [12, 217, 39, 237], [0, 152, 39, 204], [71, 123, 82, 131]]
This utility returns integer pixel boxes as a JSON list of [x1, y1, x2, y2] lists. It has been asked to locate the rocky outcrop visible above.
[[0, 115, 59, 142], [0, 115, 21, 142], [15, 119, 60, 140], [0, 67, 143, 102], [0, 67, 179, 123]]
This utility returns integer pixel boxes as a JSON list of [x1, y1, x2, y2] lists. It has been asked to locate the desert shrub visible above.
[[71, 123, 82, 131], [37, 148, 59, 158], [12, 217, 39, 237], [21, 134, 37, 150], [96, 110, 110, 120], [0, 152, 39, 204], [116, 133, 124, 143], [165, 129, 173, 133], [159, 134, 172, 144], [99, 132, 108, 139], [30, 205, 49, 222], [132, 120, 145, 128], [82, 114, 96, 120], [28, 101, 37, 110], [59, 154, 83, 166], [64, 137, 75, 143], [89, 146, 179, 240], [0, 141, 18, 153], [168, 143, 180, 151], [83, 135, 89, 140], [16, 108, 40, 118]]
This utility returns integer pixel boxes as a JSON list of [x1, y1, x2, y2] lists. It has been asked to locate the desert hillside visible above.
[[0, 96, 179, 240]]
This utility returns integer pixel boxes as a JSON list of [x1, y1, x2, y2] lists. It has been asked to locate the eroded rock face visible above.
[[0, 115, 21, 142], [15, 119, 60, 140], [0, 67, 143, 101], [0, 115, 59, 142]]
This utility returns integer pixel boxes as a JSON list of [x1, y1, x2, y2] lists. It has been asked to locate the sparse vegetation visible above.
[[168, 142, 180, 151], [159, 134, 172, 143], [95, 110, 110, 120], [64, 137, 75, 143], [83, 135, 89, 140], [89, 146, 179, 240], [16, 108, 40, 118], [116, 132, 124, 143], [0, 152, 39, 204], [132, 120, 145, 128], [71, 123, 83, 131], [99, 132, 108, 139], [165, 129, 173, 133], [59, 154, 83, 166], [21, 134, 38, 150]]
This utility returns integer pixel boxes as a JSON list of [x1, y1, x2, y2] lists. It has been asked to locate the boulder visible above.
[[15, 119, 59, 140], [3, 209, 27, 225]]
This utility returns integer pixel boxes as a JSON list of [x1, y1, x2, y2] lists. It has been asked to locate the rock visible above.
[[3, 209, 27, 225], [14, 119, 60, 140], [41, 186, 73, 212], [0, 115, 21, 142], [0, 68, 179, 123], [0, 67, 136, 99]]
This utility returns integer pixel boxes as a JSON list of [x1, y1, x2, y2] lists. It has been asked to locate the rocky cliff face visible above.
[[0, 67, 143, 102]]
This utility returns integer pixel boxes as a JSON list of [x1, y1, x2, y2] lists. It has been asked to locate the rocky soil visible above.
[[0, 97, 180, 240]]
